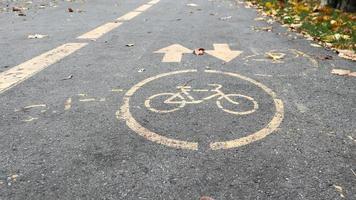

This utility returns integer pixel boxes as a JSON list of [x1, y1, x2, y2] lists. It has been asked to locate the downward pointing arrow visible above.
[[206, 44, 242, 62], [154, 44, 192, 62]]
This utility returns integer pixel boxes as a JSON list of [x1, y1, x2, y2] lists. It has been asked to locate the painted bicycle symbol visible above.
[[144, 84, 259, 115]]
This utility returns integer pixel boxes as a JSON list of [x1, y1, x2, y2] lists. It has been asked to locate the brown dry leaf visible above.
[[337, 49, 356, 61], [12, 7, 23, 12], [193, 48, 205, 55], [317, 55, 333, 60]]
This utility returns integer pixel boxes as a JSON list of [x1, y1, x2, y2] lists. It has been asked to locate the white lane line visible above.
[[77, 22, 123, 40], [0, 43, 87, 94]]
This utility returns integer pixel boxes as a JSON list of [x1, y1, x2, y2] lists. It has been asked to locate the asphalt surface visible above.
[[0, 0, 355, 199]]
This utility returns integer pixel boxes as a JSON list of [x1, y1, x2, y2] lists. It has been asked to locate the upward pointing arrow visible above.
[[206, 44, 242, 62], [154, 44, 192, 62]]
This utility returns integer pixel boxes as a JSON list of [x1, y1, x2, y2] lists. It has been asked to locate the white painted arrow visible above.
[[154, 44, 192, 62], [206, 44, 242, 62]]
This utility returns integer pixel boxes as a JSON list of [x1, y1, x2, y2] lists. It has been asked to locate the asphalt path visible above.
[[0, 0, 355, 199]]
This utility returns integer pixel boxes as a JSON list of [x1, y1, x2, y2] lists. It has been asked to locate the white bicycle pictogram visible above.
[[144, 84, 259, 115]]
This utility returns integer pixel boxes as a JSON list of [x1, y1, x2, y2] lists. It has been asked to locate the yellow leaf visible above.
[[265, 2, 273, 10]]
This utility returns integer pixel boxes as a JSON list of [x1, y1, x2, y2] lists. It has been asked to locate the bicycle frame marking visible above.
[[144, 84, 259, 115], [117, 69, 284, 150]]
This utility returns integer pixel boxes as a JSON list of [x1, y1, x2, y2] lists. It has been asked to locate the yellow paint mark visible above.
[[147, 0, 161, 4], [0, 43, 87, 94], [111, 88, 124, 92], [135, 4, 153, 12], [119, 69, 284, 150], [116, 11, 142, 21], [118, 70, 198, 150], [290, 49, 318, 67], [210, 99, 283, 150], [154, 44, 192, 62], [64, 98, 72, 110], [24, 104, 46, 109], [22, 116, 38, 122], [79, 98, 96, 102], [205, 44, 242, 62], [77, 22, 122, 39], [255, 74, 273, 77]]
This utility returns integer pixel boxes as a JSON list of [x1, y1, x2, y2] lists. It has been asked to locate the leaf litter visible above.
[[331, 69, 356, 77], [193, 48, 205, 55], [28, 34, 48, 39]]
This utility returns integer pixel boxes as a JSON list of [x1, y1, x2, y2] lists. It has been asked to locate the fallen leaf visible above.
[[266, 19, 274, 24], [22, 116, 38, 122], [351, 169, 356, 176], [253, 26, 272, 32], [219, 16, 232, 21], [186, 3, 198, 7], [62, 74, 73, 80], [28, 34, 48, 39], [12, 7, 23, 12], [337, 49, 356, 61], [23, 104, 46, 110], [317, 55, 333, 60], [254, 17, 265, 21], [333, 185, 345, 198], [193, 48, 205, 55], [290, 23, 302, 29], [64, 98, 72, 110], [68, 8, 74, 12], [310, 43, 321, 48], [11, 174, 19, 181], [331, 69, 353, 76]]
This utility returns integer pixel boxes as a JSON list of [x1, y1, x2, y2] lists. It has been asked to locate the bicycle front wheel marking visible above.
[[216, 94, 259, 115]]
